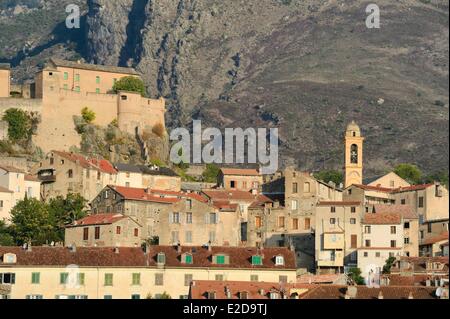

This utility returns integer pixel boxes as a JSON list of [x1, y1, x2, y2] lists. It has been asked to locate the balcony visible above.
[[38, 169, 56, 183]]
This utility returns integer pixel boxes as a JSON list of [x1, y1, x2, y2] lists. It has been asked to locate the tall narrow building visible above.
[[344, 121, 364, 188]]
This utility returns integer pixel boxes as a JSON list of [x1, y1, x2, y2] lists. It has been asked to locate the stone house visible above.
[[31, 151, 117, 202], [65, 213, 142, 248], [217, 168, 263, 192]]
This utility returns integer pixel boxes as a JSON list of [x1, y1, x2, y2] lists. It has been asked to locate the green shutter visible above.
[[64, 72, 68, 80], [105, 273, 113, 286], [132, 273, 140, 285], [216, 255, 225, 265], [252, 255, 262, 265], [185, 254, 193, 264], [77, 273, 85, 285], [32, 272, 40, 284], [60, 273, 68, 284]]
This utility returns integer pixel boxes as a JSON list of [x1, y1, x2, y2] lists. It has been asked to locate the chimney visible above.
[[259, 289, 265, 296], [378, 291, 384, 299], [177, 243, 182, 254], [408, 292, 414, 299], [70, 244, 76, 253], [114, 247, 120, 254], [225, 286, 232, 299], [26, 243, 32, 252]]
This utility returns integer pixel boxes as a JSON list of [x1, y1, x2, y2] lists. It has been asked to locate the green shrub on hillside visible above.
[[2, 108, 32, 142], [81, 107, 96, 124], [112, 76, 146, 96]]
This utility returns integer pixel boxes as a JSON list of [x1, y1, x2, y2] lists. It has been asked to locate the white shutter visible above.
[[169, 213, 173, 224]]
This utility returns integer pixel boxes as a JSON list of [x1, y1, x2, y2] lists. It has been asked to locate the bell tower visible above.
[[345, 121, 364, 188]]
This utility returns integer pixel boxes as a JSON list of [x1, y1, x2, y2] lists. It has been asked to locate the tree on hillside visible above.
[[423, 171, 449, 188], [202, 164, 220, 183], [112, 76, 146, 96], [314, 170, 343, 185], [2, 108, 32, 142], [10, 197, 53, 245], [394, 163, 422, 185], [81, 107, 96, 124], [47, 193, 88, 242]]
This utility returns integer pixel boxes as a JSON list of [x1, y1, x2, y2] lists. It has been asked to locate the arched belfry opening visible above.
[[351, 144, 358, 164]]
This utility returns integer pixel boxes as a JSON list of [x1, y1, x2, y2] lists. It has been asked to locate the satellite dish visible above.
[[436, 287, 443, 297]]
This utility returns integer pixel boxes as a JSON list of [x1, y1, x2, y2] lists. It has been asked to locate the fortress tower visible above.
[[344, 121, 364, 188]]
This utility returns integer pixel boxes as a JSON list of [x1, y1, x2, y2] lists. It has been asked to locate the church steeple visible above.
[[345, 121, 364, 188]]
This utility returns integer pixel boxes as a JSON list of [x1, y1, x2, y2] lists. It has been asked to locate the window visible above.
[[420, 230, 424, 239], [155, 273, 164, 286], [418, 196, 424, 208], [64, 72, 69, 80], [208, 291, 217, 299], [75, 86, 80, 92], [95, 227, 100, 240], [363, 252, 368, 257], [77, 273, 85, 286], [252, 255, 263, 266], [104, 295, 113, 299], [304, 218, 311, 230], [63, 84, 68, 90], [185, 231, 193, 243], [351, 235, 357, 248], [270, 292, 279, 299], [209, 213, 218, 224], [278, 216, 285, 228], [404, 222, 410, 229], [350, 144, 358, 164], [184, 254, 193, 264], [83, 228, 89, 240], [365, 226, 371, 234], [60, 273, 69, 285], [330, 218, 336, 225], [134, 228, 139, 237], [331, 206, 336, 213], [292, 218, 299, 230], [391, 226, 397, 234], [171, 231, 179, 243], [184, 274, 193, 286], [279, 275, 288, 283], [186, 199, 193, 210], [291, 200, 298, 210], [96, 76, 100, 84], [253, 215, 263, 229], [401, 199, 406, 205], [215, 255, 226, 265], [428, 223, 432, 233], [215, 274, 224, 281], [131, 294, 140, 300], [68, 169, 73, 178], [375, 252, 381, 258], [351, 207, 356, 213], [75, 74, 80, 82], [26, 295, 43, 299], [350, 218, 356, 224], [391, 240, 396, 248], [0, 200, 3, 209], [292, 182, 298, 193], [96, 88, 100, 94], [365, 240, 371, 247], [132, 273, 140, 286], [251, 275, 259, 282], [104, 273, 113, 286], [242, 181, 247, 189], [157, 253, 166, 265], [31, 272, 40, 284], [304, 182, 311, 193], [185, 212, 193, 224], [116, 226, 121, 235], [209, 231, 216, 243], [171, 212, 180, 224], [275, 256, 285, 266], [239, 292, 249, 299], [404, 238, 410, 244], [230, 181, 236, 188]]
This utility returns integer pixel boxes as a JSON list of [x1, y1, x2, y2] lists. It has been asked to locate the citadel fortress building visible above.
[[0, 59, 165, 152]]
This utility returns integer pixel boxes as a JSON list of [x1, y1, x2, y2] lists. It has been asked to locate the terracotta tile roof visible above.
[[114, 163, 179, 177], [220, 168, 260, 176], [110, 186, 181, 204], [420, 232, 449, 246], [52, 151, 117, 174], [0, 165, 26, 174], [189, 281, 313, 299], [297, 274, 344, 284], [394, 184, 434, 193], [299, 285, 438, 299], [373, 204, 418, 219], [249, 194, 273, 208], [147, 246, 297, 270], [392, 256, 449, 273], [202, 189, 257, 202], [49, 58, 139, 76], [317, 201, 361, 206], [212, 201, 239, 211], [0, 186, 13, 193], [24, 174, 40, 182], [362, 212, 402, 224], [67, 213, 127, 227], [384, 274, 438, 286], [0, 247, 148, 267], [357, 247, 403, 250], [352, 184, 394, 193]]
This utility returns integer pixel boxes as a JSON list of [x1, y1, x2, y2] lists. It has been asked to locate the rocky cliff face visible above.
[[1, 0, 449, 176]]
